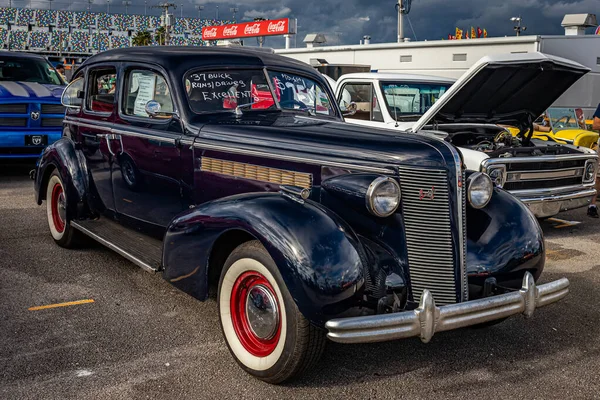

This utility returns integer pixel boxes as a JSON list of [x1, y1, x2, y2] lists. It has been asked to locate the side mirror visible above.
[[145, 99, 176, 119], [342, 101, 357, 117], [145, 99, 162, 116], [61, 77, 84, 109]]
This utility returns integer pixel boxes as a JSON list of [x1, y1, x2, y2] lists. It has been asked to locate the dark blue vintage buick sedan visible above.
[[33, 46, 569, 383]]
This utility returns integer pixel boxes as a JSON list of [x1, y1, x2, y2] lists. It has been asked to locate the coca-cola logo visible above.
[[223, 25, 238, 36], [244, 23, 261, 35], [267, 21, 286, 33], [204, 27, 218, 38]]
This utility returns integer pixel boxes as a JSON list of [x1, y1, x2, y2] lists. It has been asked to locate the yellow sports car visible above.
[[507, 107, 599, 149]]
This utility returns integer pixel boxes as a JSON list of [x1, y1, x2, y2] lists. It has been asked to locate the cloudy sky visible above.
[[13, 0, 600, 47]]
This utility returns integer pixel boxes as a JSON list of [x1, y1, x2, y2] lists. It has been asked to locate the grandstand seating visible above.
[[0, 7, 233, 54]]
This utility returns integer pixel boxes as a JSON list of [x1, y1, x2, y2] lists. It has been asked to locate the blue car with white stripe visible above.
[[0, 52, 65, 159]]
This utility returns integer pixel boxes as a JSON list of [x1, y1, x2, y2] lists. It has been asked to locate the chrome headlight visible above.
[[366, 177, 401, 217], [467, 172, 493, 209], [583, 159, 597, 184], [486, 165, 506, 188]]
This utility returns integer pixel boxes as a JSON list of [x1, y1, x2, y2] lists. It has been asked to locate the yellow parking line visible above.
[[28, 299, 94, 311]]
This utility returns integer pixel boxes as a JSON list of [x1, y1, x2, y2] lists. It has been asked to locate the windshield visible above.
[[380, 81, 452, 121], [544, 108, 586, 132], [184, 69, 335, 116], [0, 56, 63, 85]]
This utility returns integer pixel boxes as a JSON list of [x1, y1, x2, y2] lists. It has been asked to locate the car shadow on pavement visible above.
[[287, 269, 600, 388]]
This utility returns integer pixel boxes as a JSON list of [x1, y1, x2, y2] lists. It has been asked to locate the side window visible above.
[[123, 69, 174, 118], [339, 83, 377, 121], [61, 74, 84, 108], [87, 68, 117, 113]]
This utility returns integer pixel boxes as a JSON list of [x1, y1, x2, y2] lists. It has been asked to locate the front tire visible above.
[[46, 170, 81, 248], [218, 240, 326, 384]]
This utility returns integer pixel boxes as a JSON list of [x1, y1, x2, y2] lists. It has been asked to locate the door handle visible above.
[[98, 133, 117, 156]]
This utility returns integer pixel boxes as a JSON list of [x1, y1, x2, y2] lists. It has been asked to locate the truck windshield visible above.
[[0, 56, 63, 85], [184, 69, 335, 116], [380, 81, 452, 121]]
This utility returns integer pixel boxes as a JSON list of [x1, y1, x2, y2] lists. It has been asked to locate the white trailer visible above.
[[277, 34, 600, 117]]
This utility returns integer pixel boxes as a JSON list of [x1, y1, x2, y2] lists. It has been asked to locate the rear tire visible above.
[[46, 170, 81, 248], [218, 240, 326, 384]]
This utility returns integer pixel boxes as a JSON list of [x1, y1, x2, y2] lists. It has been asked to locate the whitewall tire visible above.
[[217, 240, 326, 384], [45, 170, 80, 248]]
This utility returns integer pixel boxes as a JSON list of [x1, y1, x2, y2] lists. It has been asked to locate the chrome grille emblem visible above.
[[419, 186, 435, 200], [30, 111, 40, 120]]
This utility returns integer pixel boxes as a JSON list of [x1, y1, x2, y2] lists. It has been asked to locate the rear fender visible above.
[[35, 137, 89, 220], [162, 193, 367, 326]]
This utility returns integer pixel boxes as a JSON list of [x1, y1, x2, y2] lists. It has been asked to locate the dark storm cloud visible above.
[[19, 0, 600, 46]]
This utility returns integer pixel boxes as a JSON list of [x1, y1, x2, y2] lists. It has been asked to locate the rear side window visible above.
[[87, 68, 117, 114], [123, 69, 174, 118]]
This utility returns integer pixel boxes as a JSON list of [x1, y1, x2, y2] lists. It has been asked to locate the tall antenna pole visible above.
[[396, 0, 404, 42], [152, 3, 176, 46]]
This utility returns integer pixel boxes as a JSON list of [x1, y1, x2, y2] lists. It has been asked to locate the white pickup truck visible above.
[[330, 52, 598, 218]]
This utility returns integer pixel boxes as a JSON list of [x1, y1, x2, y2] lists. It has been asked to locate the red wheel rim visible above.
[[50, 183, 65, 233], [230, 271, 281, 357]]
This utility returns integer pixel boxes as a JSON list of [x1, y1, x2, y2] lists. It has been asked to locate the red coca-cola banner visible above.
[[202, 18, 296, 40]]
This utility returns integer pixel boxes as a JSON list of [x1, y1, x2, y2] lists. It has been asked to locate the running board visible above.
[[72, 219, 162, 273]]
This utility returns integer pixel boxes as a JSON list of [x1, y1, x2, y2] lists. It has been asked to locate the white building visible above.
[[277, 29, 600, 117]]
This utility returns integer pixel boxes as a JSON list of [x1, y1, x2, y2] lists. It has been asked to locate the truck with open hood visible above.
[[335, 52, 598, 218]]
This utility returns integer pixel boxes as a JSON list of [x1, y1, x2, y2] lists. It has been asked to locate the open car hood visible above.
[[410, 52, 590, 133]]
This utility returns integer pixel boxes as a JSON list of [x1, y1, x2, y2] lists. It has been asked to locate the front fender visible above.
[[162, 193, 367, 326], [34, 137, 89, 219], [466, 187, 545, 296]]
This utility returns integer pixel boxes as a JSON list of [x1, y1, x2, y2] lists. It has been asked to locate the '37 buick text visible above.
[[33, 47, 569, 383]]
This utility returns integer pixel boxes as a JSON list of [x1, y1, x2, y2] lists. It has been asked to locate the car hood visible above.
[[410, 52, 590, 133], [0, 81, 65, 102]]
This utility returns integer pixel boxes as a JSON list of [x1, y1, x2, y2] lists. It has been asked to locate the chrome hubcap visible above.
[[57, 193, 66, 222], [245, 284, 279, 340]]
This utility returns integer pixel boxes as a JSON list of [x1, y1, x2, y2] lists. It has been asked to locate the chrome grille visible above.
[[490, 157, 590, 192], [41, 104, 66, 114], [399, 167, 458, 305]]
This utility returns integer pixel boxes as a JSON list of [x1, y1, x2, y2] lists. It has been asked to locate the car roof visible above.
[[339, 72, 456, 83], [81, 46, 315, 75], [0, 51, 48, 60]]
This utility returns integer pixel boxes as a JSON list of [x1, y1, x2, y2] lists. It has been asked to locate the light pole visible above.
[[195, 5, 204, 19], [106, 0, 110, 14], [122, 0, 131, 14], [87, 0, 93, 12], [180, 3, 183, 18], [144, 0, 147, 15], [216, 5, 219, 20], [511, 16, 526, 36], [230, 7, 238, 22], [48, 0, 53, 10]]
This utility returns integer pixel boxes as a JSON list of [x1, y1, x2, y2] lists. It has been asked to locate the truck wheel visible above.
[[46, 170, 81, 248], [218, 240, 326, 384]]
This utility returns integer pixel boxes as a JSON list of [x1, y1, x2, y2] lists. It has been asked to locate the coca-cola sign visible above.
[[202, 18, 295, 40]]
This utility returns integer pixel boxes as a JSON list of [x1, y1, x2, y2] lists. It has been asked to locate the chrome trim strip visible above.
[[507, 168, 583, 181], [483, 153, 598, 167], [325, 272, 569, 344], [71, 222, 158, 273], [192, 141, 395, 175], [517, 188, 596, 204], [65, 118, 178, 144], [112, 128, 178, 144], [509, 183, 595, 197]]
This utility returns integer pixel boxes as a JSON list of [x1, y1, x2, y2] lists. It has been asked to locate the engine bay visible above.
[[431, 124, 585, 158]]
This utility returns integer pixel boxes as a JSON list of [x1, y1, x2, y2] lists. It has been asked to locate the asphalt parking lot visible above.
[[1, 163, 599, 400]]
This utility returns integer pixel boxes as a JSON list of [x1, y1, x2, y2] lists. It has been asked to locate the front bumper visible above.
[[325, 272, 569, 344], [514, 188, 596, 218], [0, 130, 62, 159]]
